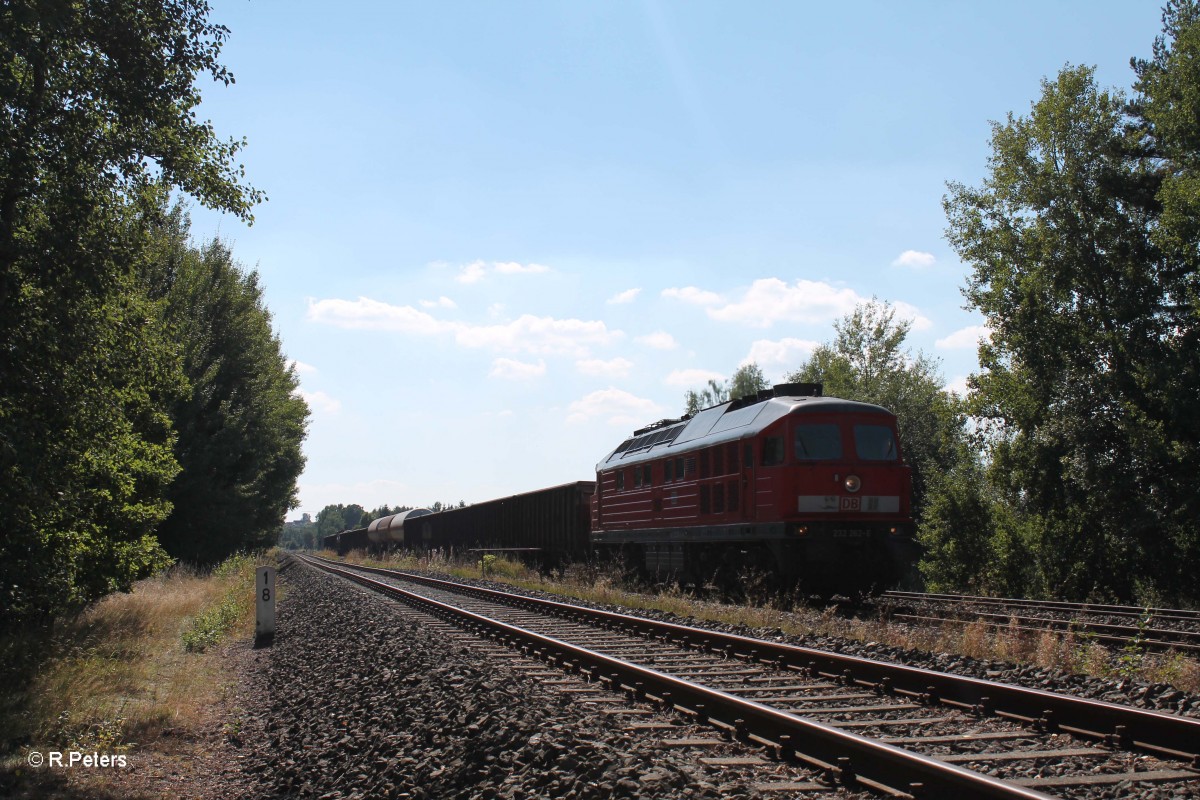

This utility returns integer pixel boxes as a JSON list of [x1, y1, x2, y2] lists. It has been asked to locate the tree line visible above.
[[1, 1, 308, 629], [688, 3, 1200, 606]]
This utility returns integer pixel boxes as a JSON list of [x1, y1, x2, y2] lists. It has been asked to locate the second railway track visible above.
[[877, 591, 1200, 655], [297, 554, 1200, 799]]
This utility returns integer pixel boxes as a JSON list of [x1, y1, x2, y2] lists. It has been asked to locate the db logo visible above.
[[840, 497, 860, 511]]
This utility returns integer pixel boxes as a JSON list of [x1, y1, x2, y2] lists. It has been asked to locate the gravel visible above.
[[379, 567, 1200, 720], [228, 558, 847, 800]]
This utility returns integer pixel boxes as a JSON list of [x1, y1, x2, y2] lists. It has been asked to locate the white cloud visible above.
[[936, 325, 991, 349], [607, 287, 642, 304], [289, 359, 318, 375], [892, 250, 936, 269], [420, 296, 457, 309], [944, 375, 971, 396], [308, 297, 621, 356], [662, 286, 722, 305], [307, 297, 455, 335], [635, 331, 679, 350], [742, 338, 819, 370], [456, 260, 488, 284], [567, 387, 662, 427], [576, 357, 634, 378], [664, 368, 725, 387], [494, 261, 550, 275], [706, 278, 863, 327], [456, 314, 621, 356], [293, 389, 341, 414], [456, 260, 550, 283], [489, 358, 546, 380], [892, 300, 934, 331]]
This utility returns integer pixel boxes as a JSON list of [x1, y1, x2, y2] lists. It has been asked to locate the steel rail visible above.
[[881, 591, 1200, 623], [309, 555, 1200, 765], [888, 611, 1200, 655], [300, 555, 1054, 800]]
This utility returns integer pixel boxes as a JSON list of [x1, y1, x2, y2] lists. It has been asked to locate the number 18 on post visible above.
[[256, 565, 276, 642]]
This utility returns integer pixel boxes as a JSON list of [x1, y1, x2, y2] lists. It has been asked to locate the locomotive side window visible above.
[[743, 441, 753, 467], [634, 467, 643, 488], [664, 459, 674, 482], [676, 457, 685, 479], [713, 445, 724, 476], [762, 436, 785, 465], [643, 464, 653, 486], [854, 424, 899, 461], [794, 424, 842, 460], [615, 471, 625, 490]]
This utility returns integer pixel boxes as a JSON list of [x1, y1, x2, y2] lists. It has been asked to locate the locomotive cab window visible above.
[[762, 436, 785, 466], [794, 424, 842, 460], [854, 424, 899, 461]]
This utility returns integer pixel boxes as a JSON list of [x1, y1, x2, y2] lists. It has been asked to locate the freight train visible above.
[[322, 383, 917, 594]]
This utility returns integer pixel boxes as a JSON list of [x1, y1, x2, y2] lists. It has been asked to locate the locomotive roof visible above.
[[596, 389, 894, 470]]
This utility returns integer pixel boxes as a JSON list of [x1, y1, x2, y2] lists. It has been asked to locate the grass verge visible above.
[[0, 551, 270, 785]]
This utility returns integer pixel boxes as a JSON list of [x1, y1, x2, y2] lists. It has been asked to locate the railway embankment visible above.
[[229, 557, 824, 799]]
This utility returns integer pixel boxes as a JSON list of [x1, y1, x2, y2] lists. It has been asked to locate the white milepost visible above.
[[256, 565, 276, 641]]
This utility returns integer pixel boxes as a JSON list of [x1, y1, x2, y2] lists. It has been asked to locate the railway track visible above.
[[877, 591, 1200, 655], [297, 555, 1200, 799]]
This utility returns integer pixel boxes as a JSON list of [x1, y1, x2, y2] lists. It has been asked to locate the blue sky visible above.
[[188, 1, 1165, 519]]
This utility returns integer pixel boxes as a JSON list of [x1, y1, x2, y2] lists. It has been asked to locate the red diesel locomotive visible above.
[[591, 383, 917, 593]]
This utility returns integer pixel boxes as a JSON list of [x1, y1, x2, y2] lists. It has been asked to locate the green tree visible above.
[[787, 301, 968, 527], [944, 41, 1200, 601], [684, 363, 770, 415], [145, 208, 308, 564], [316, 505, 367, 540], [0, 1, 261, 624]]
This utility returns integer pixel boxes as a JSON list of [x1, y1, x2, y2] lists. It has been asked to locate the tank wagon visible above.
[[367, 508, 433, 546], [591, 383, 916, 593]]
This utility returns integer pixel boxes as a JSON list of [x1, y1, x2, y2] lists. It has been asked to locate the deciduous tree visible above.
[[0, 1, 263, 623], [145, 208, 308, 564], [944, 21, 1200, 601]]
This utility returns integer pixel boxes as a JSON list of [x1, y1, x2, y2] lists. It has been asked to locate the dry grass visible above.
[[0, 552, 264, 760], [333, 548, 1200, 695]]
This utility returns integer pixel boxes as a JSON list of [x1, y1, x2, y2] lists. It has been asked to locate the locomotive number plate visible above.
[[831, 529, 869, 538]]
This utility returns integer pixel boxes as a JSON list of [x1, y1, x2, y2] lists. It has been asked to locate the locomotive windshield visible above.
[[854, 424, 899, 461], [794, 424, 842, 460]]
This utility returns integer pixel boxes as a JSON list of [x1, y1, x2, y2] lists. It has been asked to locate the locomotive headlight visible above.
[[844, 474, 862, 493]]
